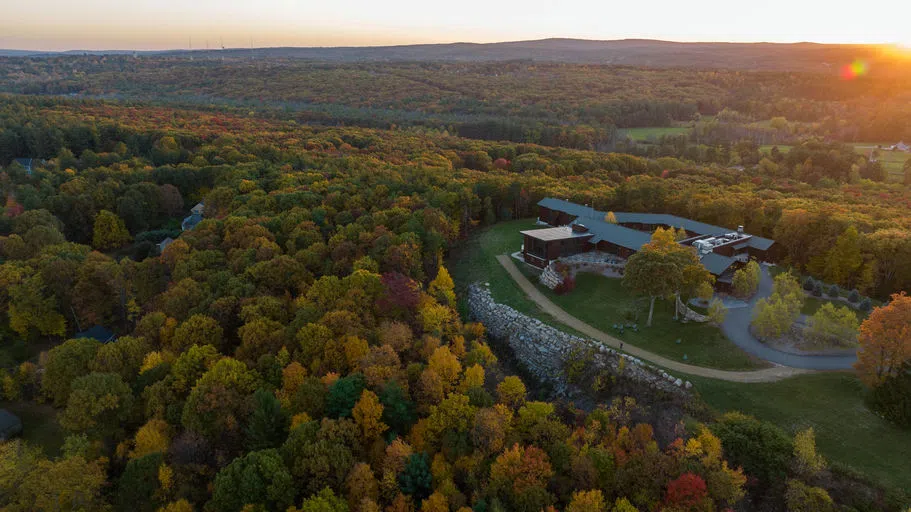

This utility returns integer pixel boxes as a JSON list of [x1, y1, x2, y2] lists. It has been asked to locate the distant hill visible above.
[[2, 38, 900, 71]]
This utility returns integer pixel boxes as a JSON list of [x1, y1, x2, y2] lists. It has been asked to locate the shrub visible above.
[[847, 289, 860, 303], [827, 284, 840, 297], [859, 298, 873, 312], [803, 277, 816, 291], [812, 282, 823, 297], [554, 274, 576, 295], [710, 412, 793, 486], [868, 369, 911, 429]]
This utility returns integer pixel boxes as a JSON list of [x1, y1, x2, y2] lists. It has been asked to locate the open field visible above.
[[689, 372, 911, 495], [620, 126, 690, 141]]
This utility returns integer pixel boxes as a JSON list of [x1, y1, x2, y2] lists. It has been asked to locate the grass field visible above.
[[760, 143, 909, 182], [688, 372, 911, 495], [620, 126, 690, 142], [527, 272, 767, 370], [0, 401, 64, 456], [802, 295, 867, 322]]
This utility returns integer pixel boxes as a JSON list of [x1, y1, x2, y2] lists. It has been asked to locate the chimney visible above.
[[737, 225, 744, 234]]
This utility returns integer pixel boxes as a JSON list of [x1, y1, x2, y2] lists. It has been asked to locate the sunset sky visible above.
[[4, 0, 911, 51]]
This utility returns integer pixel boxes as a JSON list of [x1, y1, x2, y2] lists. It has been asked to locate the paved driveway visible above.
[[719, 265, 858, 370]]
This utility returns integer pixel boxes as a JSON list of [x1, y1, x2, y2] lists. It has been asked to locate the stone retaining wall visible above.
[[467, 284, 692, 399]]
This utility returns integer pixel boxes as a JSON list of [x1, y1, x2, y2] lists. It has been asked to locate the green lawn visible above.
[[529, 272, 767, 371], [802, 296, 867, 322], [688, 372, 911, 495], [854, 144, 910, 181], [620, 126, 690, 142], [0, 400, 64, 457]]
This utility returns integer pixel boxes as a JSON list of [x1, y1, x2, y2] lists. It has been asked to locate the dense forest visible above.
[[3, 56, 911, 150], [0, 95, 909, 511]]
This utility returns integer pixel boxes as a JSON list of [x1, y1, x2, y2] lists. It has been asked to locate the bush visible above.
[[827, 284, 840, 297], [847, 289, 860, 303], [812, 282, 823, 297], [554, 274, 576, 295], [859, 298, 873, 312], [868, 370, 911, 429], [710, 412, 793, 486], [803, 277, 816, 291]]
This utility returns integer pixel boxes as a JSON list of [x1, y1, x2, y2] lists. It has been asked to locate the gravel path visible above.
[[497, 255, 813, 383]]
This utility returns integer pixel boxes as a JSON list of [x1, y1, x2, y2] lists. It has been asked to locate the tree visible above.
[[604, 211, 617, 224], [42, 337, 101, 406], [289, 488, 349, 512], [496, 376, 527, 409], [664, 473, 709, 510], [855, 293, 911, 386], [131, 418, 171, 459], [209, 449, 296, 512], [398, 453, 433, 500], [752, 272, 803, 339], [428, 263, 456, 307], [182, 358, 258, 444], [868, 368, 911, 428], [623, 227, 712, 326], [784, 479, 834, 512], [566, 489, 605, 512], [823, 226, 863, 288], [11, 455, 107, 511], [710, 412, 793, 486], [7, 274, 66, 339], [327, 373, 367, 418], [352, 389, 388, 440], [792, 427, 826, 477], [246, 388, 291, 450], [732, 260, 760, 298], [807, 303, 859, 346], [59, 372, 134, 439], [92, 209, 131, 250], [115, 452, 164, 512], [488, 444, 554, 511], [707, 298, 727, 325], [172, 314, 223, 353]]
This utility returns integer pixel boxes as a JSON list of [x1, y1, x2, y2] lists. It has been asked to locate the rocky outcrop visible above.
[[467, 284, 691, 400]]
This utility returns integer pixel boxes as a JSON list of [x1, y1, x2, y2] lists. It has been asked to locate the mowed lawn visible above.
[[528, 272, 767, 370], [688, 372, 911, 494]]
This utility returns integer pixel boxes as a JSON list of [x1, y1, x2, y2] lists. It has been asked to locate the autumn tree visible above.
[[92, 209, 131, 250], [823, 225, 863, 288], [59, 372, 134, 439], [807, 303, 859, 346], [488, 444, 554, 511], [182, 358, 258, 445], [623, 227, 712, 326], [496, 376, 527, 409], [732, 260, 761, 298], [209, 449, 296, 512], [428, 262, 456, 307], [855, 293, 911, 386], [752, 272, 804, 339], [41, 337, 101, 406], [352, 389, 388, 440], [7, 274, 66, 339]]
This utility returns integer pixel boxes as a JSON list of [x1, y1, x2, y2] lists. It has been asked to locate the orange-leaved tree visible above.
[[855, 292, 911, 387]]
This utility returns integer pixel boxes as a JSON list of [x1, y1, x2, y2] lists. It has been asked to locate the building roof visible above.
[[537, 198, 775, 251], [574, 218, 652, 251], [699, 253, 738, 276], [182, 213, 203, 231], [12, 158, 33, 169], [537, 197, 602, 221], [0, 409, 22, 440], [521, 226, 593, 242], [75, 325, 116, 343]]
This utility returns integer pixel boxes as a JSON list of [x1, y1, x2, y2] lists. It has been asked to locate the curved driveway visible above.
[[496, 255, 810, 383], [720, 265, 857, 370]]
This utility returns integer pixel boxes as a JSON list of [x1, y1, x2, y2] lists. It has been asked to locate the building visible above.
[[75, 325, 117, 343], [182, 201, 205, 231], [157, 237, 174, 254], [190, 201, 205, 216], [0, 409, 22, 441], [11, 158, 36, 176], [523, 198, 777, 287], [888, 141, 911, 152]]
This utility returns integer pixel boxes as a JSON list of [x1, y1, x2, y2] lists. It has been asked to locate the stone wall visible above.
[[467, 284, 692, 400]]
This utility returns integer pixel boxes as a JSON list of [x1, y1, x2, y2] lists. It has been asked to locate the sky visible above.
[[4, 0, 911, 51]]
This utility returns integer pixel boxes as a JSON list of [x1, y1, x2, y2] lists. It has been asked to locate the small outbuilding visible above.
[[75, 325, 117, 343], [0, 409, 23, 440]]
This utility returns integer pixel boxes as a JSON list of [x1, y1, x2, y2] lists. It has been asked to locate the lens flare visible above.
[[840, 59, 869, 80]]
